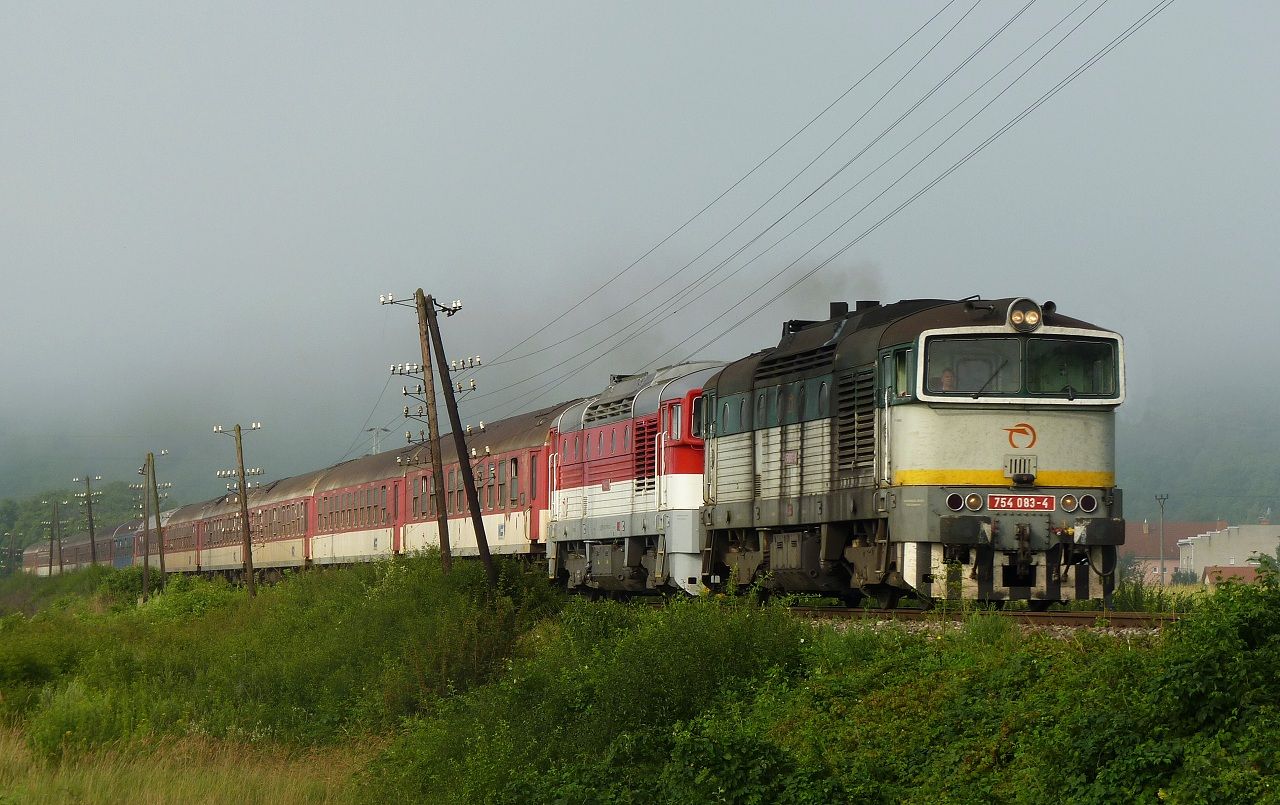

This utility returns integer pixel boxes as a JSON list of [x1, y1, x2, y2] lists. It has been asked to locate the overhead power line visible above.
[[674, 0, 1176, 363], [483, 0, 963, 369], [476, 0, 1174, 417]]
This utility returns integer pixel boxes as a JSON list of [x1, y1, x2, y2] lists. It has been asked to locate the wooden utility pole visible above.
[[234, 425, 257, 598], [416, 289, 453, 573], [423, 294, 496, 588], [147, 453, 167, 588], [141, 482, 151, 602], [55, 504, 64, 574]]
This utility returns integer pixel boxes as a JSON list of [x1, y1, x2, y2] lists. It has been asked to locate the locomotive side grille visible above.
[[756, 343, 836, 381], [835, 367, 876, 484], [633, 419, 658, 492]]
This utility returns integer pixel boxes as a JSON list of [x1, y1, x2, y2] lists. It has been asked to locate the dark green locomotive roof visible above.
[[707, 297, 1110, 397]]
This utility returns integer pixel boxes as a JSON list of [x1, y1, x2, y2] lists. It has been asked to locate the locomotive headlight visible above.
[[1060, 494, 1078, 512], [946, 493, 965, 512], [964, 493, 983, 512], [1008, 299, 1043, 332], [1079, 494, 1098, 513]]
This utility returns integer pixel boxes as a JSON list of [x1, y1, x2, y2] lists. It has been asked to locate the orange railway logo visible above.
[[1004, 422, 1037, 449]]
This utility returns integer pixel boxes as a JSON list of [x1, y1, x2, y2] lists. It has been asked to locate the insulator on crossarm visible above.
[[417, 405, 424, 416], [404, 406, 410, 417], [466, 424, 472, 435], [469, 378, 476, 391], [406, 431, 413, 443]]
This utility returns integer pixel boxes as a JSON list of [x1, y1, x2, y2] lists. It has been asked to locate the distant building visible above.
[[1123, 520, 1226, 585], [1201, 565, 1260, 586], [1178, 524, 1280, 583]]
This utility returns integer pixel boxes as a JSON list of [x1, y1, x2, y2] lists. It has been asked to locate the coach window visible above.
[[381, 486, 387, 524], [509, 458, 519, 503], [529, 458, 538, 501], [497, 461, 507, 508]]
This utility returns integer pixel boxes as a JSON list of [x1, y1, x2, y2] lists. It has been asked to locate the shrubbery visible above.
[[359, 571, 1280, 803], [6, 558, 1280, 801]]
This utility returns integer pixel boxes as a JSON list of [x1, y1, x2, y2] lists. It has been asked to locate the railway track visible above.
[[787, 606, 1178, 629]]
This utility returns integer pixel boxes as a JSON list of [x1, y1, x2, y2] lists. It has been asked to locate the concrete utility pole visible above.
[[1155, 493, 1169, 587], [214, 423, 263, 597], [424, 295, 496, 588], [74, 475, 102, 565], [43, 502, 54, 576], [416, 289, 453, 573]]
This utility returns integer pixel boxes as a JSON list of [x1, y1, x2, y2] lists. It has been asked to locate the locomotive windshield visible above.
[[925, 335, 1119, 399]]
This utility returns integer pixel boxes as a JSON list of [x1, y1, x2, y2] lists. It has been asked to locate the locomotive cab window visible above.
[[1026, 338, 1117, 397], [924, 335, 1118, 399], [882, 346, 915, 402], [926, 337, 1021, 395]]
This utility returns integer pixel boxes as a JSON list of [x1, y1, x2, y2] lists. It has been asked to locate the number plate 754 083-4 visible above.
[[986, 494, 1055, 511]]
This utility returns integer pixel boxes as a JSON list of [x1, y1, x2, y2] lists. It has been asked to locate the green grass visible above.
[[0, 726, 366, 804]]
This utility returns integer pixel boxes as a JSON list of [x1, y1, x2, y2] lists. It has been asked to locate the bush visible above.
[[359, 597, 809, 803]]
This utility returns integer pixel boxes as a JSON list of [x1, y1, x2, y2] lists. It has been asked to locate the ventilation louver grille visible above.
[[583, 396, 636, 425], [836, 367, 876, 484], [634, 419, 658, 492], [756, 344, 836, 381]]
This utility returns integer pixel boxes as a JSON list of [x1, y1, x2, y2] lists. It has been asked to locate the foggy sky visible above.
[[2, 2, 1277, 520]]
